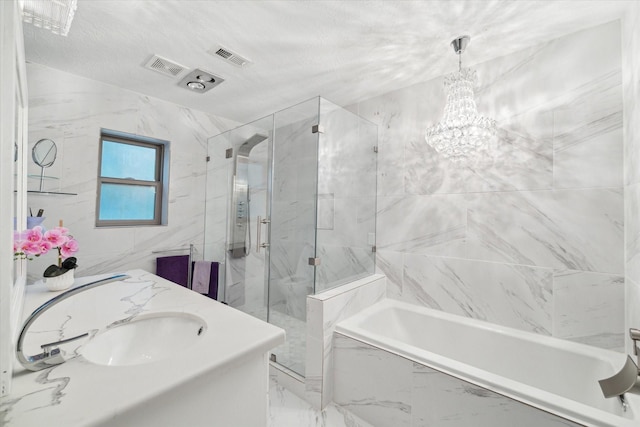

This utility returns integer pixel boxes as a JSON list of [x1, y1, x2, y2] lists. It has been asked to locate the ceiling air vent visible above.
[[144, 54, 187, 78], [209, 45, 251, 68]]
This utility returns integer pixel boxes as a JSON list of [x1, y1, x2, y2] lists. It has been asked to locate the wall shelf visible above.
[[25, 174, 75, 194], [26, 190, 77, 196], [27, 174, 59, 180]]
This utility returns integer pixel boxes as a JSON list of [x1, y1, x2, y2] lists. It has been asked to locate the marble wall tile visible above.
[[553, 71, 623, 189], [306, 275, 386, 409], [26, 63, 235, 282], [626, 183, 640, 350], [349, 20, 626, 350], [405, 117, 554, 195], [225, 253, 267, 312], [270, 275, 314, 322], [466, 189, 624, 274], [319, 276, 386, 408], [351, 92, 418, 197], [375, 250, 403, 299], [318, 103, 377, 199], [627, 278, 640, 354], [552, 270, 624, 350], [623, 2, 640, 187], [402, 254, 553, 334], [316, 193, 335, 230], [623, 1, 640, 354], [376, 194, 466, 256], [316, 99, 377, 292], [398, 19, 620, 197], [314, 245, 374, 293], [303, 334, 324, 406], [333, 334, 412, 427]]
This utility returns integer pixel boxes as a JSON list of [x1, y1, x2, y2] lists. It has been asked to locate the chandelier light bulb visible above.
[[425, 36, 496, 162]]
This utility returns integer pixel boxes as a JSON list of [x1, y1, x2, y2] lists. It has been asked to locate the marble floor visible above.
[[268, 378, 373, 427], [240, 302, 308, 376], [269, 309, 307, 376]]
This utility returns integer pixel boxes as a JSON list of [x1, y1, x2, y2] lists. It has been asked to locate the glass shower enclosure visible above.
[[204, 97, 377, 377]]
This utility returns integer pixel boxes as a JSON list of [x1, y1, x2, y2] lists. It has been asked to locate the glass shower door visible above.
[[267, 98, 321, 376], [208, 115, 273, 324], [205, 96, 376, 378]]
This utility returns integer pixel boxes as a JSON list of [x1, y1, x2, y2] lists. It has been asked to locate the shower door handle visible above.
[[256, 216, 270, 253]]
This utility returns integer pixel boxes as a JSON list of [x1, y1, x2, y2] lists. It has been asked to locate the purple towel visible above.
[[192, 261, 212, 294], [208, 262, 219, 300], [156, 255, 189, 287]]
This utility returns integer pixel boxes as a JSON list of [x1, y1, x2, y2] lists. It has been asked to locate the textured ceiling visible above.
[[23, 0, 632, 124]]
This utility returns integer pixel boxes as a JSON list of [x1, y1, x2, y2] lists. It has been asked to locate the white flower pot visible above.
[[45, 268, 75, 292]]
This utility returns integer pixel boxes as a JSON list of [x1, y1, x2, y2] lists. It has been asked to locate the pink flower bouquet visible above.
[[14, 226, 79, 267]]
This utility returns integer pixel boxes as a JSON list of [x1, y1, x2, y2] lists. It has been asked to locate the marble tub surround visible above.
[[0, 269, 285, 426], [333, 299, 640, 427], [305, 274, 386, 409], [350, 20, 626, 350], [334, 335, 586, 427]]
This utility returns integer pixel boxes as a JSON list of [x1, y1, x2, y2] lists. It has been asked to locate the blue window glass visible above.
[[99, 183, 157, 220], [101, 140, 157, 181], [97, 131, 166, 226]]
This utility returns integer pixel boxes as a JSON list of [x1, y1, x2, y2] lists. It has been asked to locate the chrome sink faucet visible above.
[[16, 274, 130, 371]]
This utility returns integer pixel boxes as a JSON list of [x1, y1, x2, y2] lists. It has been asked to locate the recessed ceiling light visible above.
[[187, 81, 206, 90], [178, 69, 225, 94]]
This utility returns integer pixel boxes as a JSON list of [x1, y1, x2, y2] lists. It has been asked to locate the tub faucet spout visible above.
[[16, 274, 129, 371]]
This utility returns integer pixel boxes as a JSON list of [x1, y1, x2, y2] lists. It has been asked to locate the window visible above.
[[96, 130, 169, 227]]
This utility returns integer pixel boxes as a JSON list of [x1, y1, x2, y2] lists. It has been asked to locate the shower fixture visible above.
[[230, 134, 268, 258], [425, 35, 496, 162]]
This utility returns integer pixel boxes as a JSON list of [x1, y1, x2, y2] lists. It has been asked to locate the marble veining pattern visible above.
[[306, 275, 386, 409], [269, 378, 373, 427], [552, 269, 624, 350], [1, 270, 285, 426], [351, 20, 625, 350], [374, 250, 403, 299], [624, 1, 640, 355], [402, 254, 553, 334], [26, 63, 237, 283], [333, 334, 584, 427], [466, 188, 624, 274]]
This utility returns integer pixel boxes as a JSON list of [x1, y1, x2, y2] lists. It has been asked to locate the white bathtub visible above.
[[334, 299, 639, 427]]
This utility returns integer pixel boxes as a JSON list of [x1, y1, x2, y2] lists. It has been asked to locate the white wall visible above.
[[623, 2, 640, 354], [25, 63, 237, 281], [0, 0, 28, 398], [351, 20, 625, 350]]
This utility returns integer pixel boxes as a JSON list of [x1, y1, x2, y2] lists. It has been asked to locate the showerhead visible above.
[[237, 133, 268, 157]]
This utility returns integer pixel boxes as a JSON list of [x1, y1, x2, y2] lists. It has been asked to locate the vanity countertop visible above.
[[0, 269, 285, 426]]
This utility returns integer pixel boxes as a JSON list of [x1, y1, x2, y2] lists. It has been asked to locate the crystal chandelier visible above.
[[425, 36, 496, 161], [21, 0, 78, 36]]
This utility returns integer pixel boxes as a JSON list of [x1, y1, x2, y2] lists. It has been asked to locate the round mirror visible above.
[[32, 138, 57, 168]]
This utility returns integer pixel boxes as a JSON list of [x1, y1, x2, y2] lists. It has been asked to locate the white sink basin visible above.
[[81, 312, 207, 366]]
